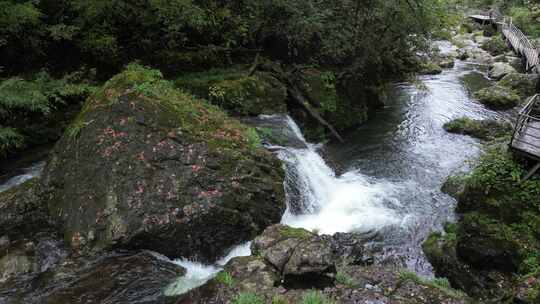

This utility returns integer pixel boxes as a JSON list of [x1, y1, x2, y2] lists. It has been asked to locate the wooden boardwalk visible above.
[[470, 10, 540, 178]]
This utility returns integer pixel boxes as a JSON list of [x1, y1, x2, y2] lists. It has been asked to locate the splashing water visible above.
[[164, 242, 251, 296], [0, 162, 45, 193], [278, 117, 404, 235]]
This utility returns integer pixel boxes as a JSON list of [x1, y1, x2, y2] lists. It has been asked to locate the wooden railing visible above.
[[501, 18, 540, 73], [510, 94, 540, 154]]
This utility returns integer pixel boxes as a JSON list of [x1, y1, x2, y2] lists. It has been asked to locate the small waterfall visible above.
[[165, 115, 406, 296], [276, 116, 403, 235]]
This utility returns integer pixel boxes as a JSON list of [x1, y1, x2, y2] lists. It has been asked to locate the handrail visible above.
[[511, 94, 540, 149]]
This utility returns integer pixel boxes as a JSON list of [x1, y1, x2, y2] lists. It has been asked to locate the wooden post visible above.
[[523, 162, 540, 181]]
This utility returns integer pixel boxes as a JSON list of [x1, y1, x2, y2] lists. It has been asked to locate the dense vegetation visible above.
[[0, 0, 455, 158]]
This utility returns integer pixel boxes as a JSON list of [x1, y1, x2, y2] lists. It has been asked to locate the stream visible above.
[[0, 42, 514, 297]]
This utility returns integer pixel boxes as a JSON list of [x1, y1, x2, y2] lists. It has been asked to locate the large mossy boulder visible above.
[[498, 73, 539, 98], [40, 64, 286, 261], [175, 69, 288, 117], [474, 85, 521, 109], [443, 117, 512, 140]]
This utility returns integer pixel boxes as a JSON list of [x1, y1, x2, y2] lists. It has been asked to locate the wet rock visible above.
[[0, 250, 185, 304], [441, 175, 466, 198], [443, 117, 513, 140], [419, 62, 443, 75], [439, 58, 455, 69], [480, 36, 507, 56], [474, 85, 521, 109], [243, 114, 307, 149], [0, 240, 35, 282], [488, 62, 517, 80], [423, 229, 514, 301], [0, 179, 50, 239], [195, 224, 473, 304], [498, 73, 539, 98], [40, 64, 286, 261]]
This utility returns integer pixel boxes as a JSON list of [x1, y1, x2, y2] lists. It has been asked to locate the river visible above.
[[0, 42, 512, 296]]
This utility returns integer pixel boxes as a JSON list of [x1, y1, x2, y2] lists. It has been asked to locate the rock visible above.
[[474, 35, 490, 45], [177, 71, 288, 116], [515, 274, 540, 304], [0, 250, 185, 303], [474, 85, 521, 109], [507, 56, 524, 72], [480, 36, 508, 56], [443, 117, 513, 140], [419, 62, 443, 75], [456, 213, 522, 273], [498, 73, 539, 98], [422, 228, 514, 300], [40, 64, 286, 261], [493, 54, 507, 62], [439, 58, 455, 69], [199, 224, 473, 304], [0, 179, 50, 239], [441, 175, 466, 198], [242, 114, 307, 149], [0, 236, 67, 283], [488, 62, 517, 80]]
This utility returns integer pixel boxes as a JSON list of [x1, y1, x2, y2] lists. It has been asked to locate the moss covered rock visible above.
[[419, 61, 443, 75], [40, 64, 286, 261], [175, 69, 287, 116], [480, 36, 508, 56], [474, 85, 521, 109], [488, 62, 517, 80], [428, 144, 540, 302], [498, 73, 539, 98], [443, 117, 512, 140]]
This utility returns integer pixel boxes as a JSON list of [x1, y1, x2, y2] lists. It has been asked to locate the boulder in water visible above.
[[474, 85, 521, 110], [488, 62, 517, 80], [443, 117, 512, 140], [40, 64, 286, 261]]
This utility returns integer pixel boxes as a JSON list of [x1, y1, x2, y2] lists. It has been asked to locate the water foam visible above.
[[164, 242, 251, 296], [278, 116, 403, 235]]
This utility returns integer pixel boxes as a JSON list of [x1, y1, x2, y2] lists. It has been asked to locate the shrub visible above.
[[301, 291, 334, 304]]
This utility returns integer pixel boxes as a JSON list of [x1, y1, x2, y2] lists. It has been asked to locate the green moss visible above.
[[474, 85, 521, 110], [216, 271, 235, 287], [0, 127, 25, 156], [175, 69, 287, 116], [419, 62, 443, 75], [232, 292, 264, 304], [443, 117, 512, 140], [278, 226, 313, 239], [74, 63, 263, 154], [498, 73, 538, 98], [480, 36, 507, 56]]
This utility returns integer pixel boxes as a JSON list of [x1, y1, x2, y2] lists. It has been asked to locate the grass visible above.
[[335, 270, 357, 288], [232, 292, 264, 304], [215, 271, 234, 287], [301, 291, 334, 304], [278, 226, 313, 239], [398, 270, 466, 299]]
